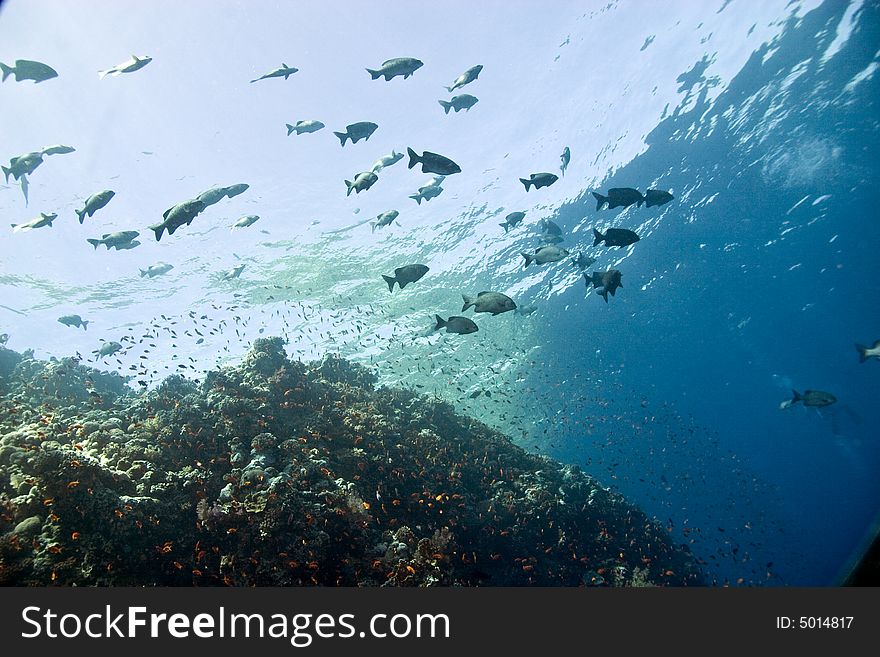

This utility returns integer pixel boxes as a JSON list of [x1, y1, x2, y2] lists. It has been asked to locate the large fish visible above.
[[58, 314, 88, 330], [521, 245, 569, 267], [334, 122, 378, 147], [371, 210, 399, 233], [461, 292, 516, 315], [585, 269, 623, 303], [371, 150, 404, 174], [250, 63, 298, 83], [11, 212, 57, 233], [95, 341, 123, 358], [140, 263, 174, 278], [98, 55, 152, 79], [2, 151, 43, 182], [856, 340, 880, 363], [593, 227, 640, 248], [407, 148, 461, 175], [592, 188, 644, 210], [196, 187, 229, 208], [76, 190, 115, 224], [520, 172, 558, 191], [500, 211, 525, 232], [366, 57, 423, 81], [780, 389, 837, 409], [438, 94, 478, 114], [286, 120, 324, 136], [87, 230, 140, 250], [434, 315, 478, 335], [644, 189, 674, 208], [382, 264, 428, 292], [409, 177, 445, 204], [345, 171, 378, 196], [149, 199, 206, 241], [446, 65, 483, 92], [0, 59, 58, 83]]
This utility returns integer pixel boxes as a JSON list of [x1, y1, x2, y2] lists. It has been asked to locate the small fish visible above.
[[521, 245, 569, 267], [461, 292, 516, 316], [11, 212, 56, 232], [223, 183, 249, 198], [592, 188, 644, 210], [780, 389, 837, 409], [40, 144, 76, 156], [520, 173, 558, 191], [407, 148, 461, 175], [560, 147, 570, 176], [446, 65, 483, 92], [371, 150, 404, 174], [514, 304, 538, 316], [232, 215, 259, 229], [366, 57, 423, 81], [593, 227, 640, 248], [0, 59, 58, 84], [345, 171, 378, 196], [222, 264, 246, 280], [95, 341, 122, 358], [572, 253, 597, 270], [438, 94, 478, 114], [98, 55, 152, 79], [286, 120, 324, 136], [76, 190, 115, 224], [409, 177, 445, 204], [644, 189, 674, 208], [334, 122, 378, 147], [382, 264, 429, 292], [434, 315, 478, 335], [140, 263, 174, 278], [87, 230, 140, 250], [500, 211, 525, 232], [58, 314, 88, 330], [856, 340, 880, 363], [250, 63, 298, 83], [585, 269, 623, 302], [371, 210, 399, 233]]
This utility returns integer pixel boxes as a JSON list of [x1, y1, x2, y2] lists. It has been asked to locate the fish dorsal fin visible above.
[[477, 291, 492, 297], [101, 233, 110, 238]]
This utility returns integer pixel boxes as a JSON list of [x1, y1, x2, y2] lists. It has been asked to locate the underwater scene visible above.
[[0, 0, 878, 587]]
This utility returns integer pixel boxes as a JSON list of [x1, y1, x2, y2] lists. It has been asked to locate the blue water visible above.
[[1, 0, 878, 585]]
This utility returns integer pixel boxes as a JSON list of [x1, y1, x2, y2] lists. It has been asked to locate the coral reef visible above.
[[0, 341, 702, 586]]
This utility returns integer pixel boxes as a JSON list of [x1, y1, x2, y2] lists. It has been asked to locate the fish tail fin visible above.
[[407, 147, 419, 169], [286, 123, 295, 136], [366, 68, 382, 80], [520, 178, 532, 192], [409, 194, 422, 204], [334, 131, 349, 147], [149, 223, 165, 241], [593, 228, 604, 246], [370, 221, 377, 233], [856, 344, 868, 363], [592, 192, 608, 211], [599, 289, 609, 303], [444, 85, 454, 93], [637, 191, 645, 207], [140, 269, 147, 278], [345, 180, 354, 197], [11, 223, 19, 232], [434, 314, 447, 330], [521, 253, 533, 268], [500, 223, 509, 232], [82, 321, 89, 331], [76, 208, 85, 224], [97, 68, 111, 80], [0, 63, 11, 82], [438, 100, 452, 114], [382, 275, 397, 292], [791, 389, 802, 403], [86, 238, 101, 249], [45, 214, 55, 227], [1, 166, 9, 183], [462, 294, 474, 312]]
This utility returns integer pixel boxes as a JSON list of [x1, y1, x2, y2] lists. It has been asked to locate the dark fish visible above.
[[366, 57, 423, 81], [645, 189, 674, 208], [781, 389, 837, 409], [345, 171, 378, 196], [149, 199, 206, 240], [500, 211, 525, 232], [856, 340, 880, 363], [572, 253, 597, 270], [520, 172, 558, 191], [250, 63, 298, 83], [434, 315, 478, 334], [334, 122, 378, 147], [76, 190, 115, 224], [593, 227, 640, 248], [0, 59, 58, 83], [382, 264, 429, 292], [592, 188, 644, 210], [3, 151, 43, 182], [461, 291, 516, 315], [409, 183, 444, 204], [407, 148, 461, 175], [438, 94, 478, 114], [585, 269, 623, 302]]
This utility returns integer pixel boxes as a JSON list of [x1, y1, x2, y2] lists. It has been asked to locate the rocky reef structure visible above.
[[0, 339, 702, 586]]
